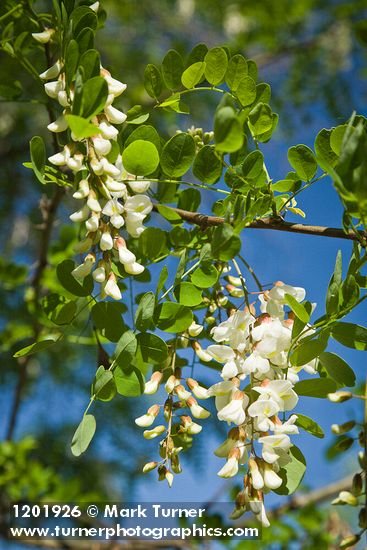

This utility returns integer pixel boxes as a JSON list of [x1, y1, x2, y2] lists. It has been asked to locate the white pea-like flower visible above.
[[39, 60, 62, 80], [44, 80, 64, 98], [187, 397, 211, 419], [124, 261, 144, 275], [32, 28, 54, 43], [70, 204, 90, 223], [144, 372, 163, 395], [104, 104, 127, 124], [104, 272, 122, 300], [47, 114, 68, 133], [188, 321, 203, 337], [100, 231, 114, 251], [217, 391, 248, 426], [143, 425, 166, 440], [71, 254, 95, 279]]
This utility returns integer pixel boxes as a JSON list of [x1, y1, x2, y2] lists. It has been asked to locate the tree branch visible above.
[[153, 204, 365, 241], [5, 43, 65, 441]]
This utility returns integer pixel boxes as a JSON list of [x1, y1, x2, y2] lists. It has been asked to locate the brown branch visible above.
[[6, 43, 65, 441], [153, 204, 365, 241]]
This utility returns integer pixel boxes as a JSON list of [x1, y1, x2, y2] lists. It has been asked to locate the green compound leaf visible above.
[[288, 144, 318, 181], [319, 351, 356, 387], [295, 414, 324, 439], [30, 136, 46, 184], [193, 145, 222, 184], [214, 106, 244, 153], [161, 49, 184, 90], [160, 133, 196, 178], [144, 63, 163, 98], [122, 140, 160, 176], [114, 366, 144, 396], [181, 61, 206, 89], [211, 223, 241, 261], [274, 446, 306, 495], [71, 414, 96, 457], [294, 378, 337, 398], [225, 54, 248, 91], [57, 260, 93, 297], [191, 264, 218, 288], [331, 322, 367, 350], [91, 302, 125, 342], [66, 114, 101, 139], [136, 332, 168, 364], [175, 282, 203, 306], [155, 302, 193, 333], [204, 47, 228, 85]]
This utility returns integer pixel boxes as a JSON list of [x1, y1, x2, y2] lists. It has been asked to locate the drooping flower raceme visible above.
[[202, 281, 316, 526], [37, 28, 152, 300]]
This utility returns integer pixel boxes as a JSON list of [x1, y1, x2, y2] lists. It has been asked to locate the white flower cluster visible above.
[[135, 369, 211, 486], [201, 282, 316, 526], [37, 32, 152, 300]]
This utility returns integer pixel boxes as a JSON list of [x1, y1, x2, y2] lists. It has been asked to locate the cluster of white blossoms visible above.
[[135, 367, 211, 487], [35, 23, 152, 300], [200, 281, 316, 526]]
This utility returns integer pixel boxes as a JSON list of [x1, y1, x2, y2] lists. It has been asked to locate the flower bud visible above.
[[186, 378, 209, 399], [44, 80, 64, 99], [263, 463, 283, 489], [47, 115, 68, 133], [188, 321, 203, 337], [143, 425, 166, 439], [124, 261, 145, 275], [165, 470, 174, 487], [71, 254, 95, 279], [144, 371, 163, 395], [85, 213, 100, 232], [87, 191, 102, 213], [115, 238, 136, 264], [327, 391, 352, 403], [135, 405, 160, 428], [104, 272, 122, 300], [353, 473, 363, 495], [93, 135, 112, 156], [174, 384, 191, 401], [73, 179, 90, 199], [331, 420, 356, 435], [32, 28, 55, 43], [359, 507, 367, 529], [93, 265, 106, 283], [142, 461, 158, 473], [100, 231, 114, 251], [39, 60, 62, 80], [217, 448, 241, 478], [192, 341, 212, 362], [99, 120, 119, 140], [248, 458, 264, 490], [165, 375, 178, 394], [67, 153, 84, 172], [226, 284, 245, 298], [104, 104, 127, 124], [90, 1, 100, 12], [332, 491, 358, 506], [340, 534, 360, 548], [70, 204, 90, 223], [187, 397, 211, 419], [128, 180, 150, 193]]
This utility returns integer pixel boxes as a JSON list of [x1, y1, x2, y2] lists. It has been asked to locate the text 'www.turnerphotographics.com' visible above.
[[9, 503, 261, 541]]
